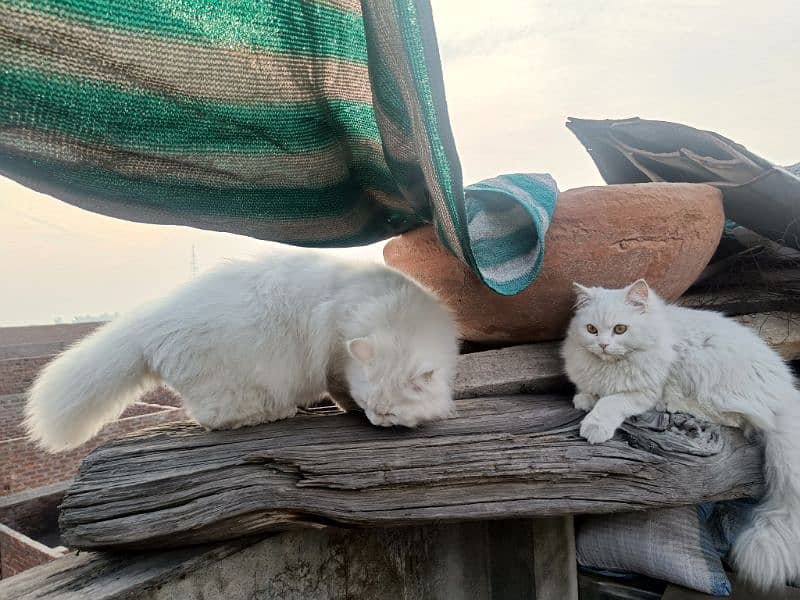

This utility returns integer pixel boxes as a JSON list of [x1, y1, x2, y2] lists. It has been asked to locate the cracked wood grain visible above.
[[58, 395, 764, 551]]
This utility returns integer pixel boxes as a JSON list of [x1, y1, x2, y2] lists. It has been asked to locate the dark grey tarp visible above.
[[567, 117, 800, 249]]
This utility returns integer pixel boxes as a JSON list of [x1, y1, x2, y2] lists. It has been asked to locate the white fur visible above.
[[562, 280, 800, 590], [25, 249, 459, 451]]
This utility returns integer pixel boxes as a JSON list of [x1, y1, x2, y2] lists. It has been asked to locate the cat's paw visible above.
[[579, 412, 618, 444], [573, 392, 598, 412]]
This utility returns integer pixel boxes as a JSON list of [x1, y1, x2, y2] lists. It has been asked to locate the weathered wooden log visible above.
[[59, 394, 764, 551], [455, 342, 563, 398]]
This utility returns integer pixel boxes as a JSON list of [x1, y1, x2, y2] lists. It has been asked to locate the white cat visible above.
[[562, 279, 800, 590], [26, 249, 459, 452]]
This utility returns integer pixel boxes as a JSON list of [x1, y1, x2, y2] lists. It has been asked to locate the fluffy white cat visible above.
[[562, 279, 800, 590], [25, 249, 459, 452]]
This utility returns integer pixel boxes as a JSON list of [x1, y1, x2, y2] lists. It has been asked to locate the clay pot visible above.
[[384, 183, 724, 344]]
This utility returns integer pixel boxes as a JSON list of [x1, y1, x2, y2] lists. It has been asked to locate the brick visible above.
[[0, 523, 65, 579], [0, 323, 100, 359], [0, 356, 53, 395], [1, 408, 186, 496], [1, 325, 186, 498], [0, 323, 189, 579]]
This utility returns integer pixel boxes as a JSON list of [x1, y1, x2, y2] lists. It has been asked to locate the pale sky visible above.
[[1, 0, 798, 326]]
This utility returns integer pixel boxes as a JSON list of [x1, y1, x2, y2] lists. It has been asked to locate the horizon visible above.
[[2, 0, 798, 326]]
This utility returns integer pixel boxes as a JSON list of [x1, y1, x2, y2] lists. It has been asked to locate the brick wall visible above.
[[0, 323, 189, 579], [0, 484, 69, 580], [0, 341, 66, 361], [120, 401, 173, 418], [0, 482, 66, 539], [0, 323, 100, 357], [0, 524, 66, 579], [0, 396, 25, 441], [0, 407, 186, 496], [0, 356, 53, 396], [1, 395, 173, 441], [141, 386, 183, 407], [0, 331, 184, 498]]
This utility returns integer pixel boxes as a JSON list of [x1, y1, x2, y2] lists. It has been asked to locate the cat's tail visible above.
[[731, 399, 800, 590], [25, 315, 159, 452]]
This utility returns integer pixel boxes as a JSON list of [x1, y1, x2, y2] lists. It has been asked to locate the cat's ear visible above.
[[410, 370, 434, 393], [572, 283, 593, 310], [625, 279, 650, 312], [347, 338, 374, 363]]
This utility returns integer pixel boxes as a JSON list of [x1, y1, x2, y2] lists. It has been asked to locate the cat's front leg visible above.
[[328, 389, 359, 412], [326, 376, 361, 412], [573, 391, 599, 412], [580, 391, 657, 444]]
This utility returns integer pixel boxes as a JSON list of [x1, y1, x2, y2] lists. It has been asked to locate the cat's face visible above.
[[343, 332, 457, 428], [568, 279, 663, 361]]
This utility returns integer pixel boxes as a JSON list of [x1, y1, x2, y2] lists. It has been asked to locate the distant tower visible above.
[[191, 244, 198, 279]]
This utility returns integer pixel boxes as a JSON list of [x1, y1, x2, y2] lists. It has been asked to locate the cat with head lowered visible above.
[[26, 249, 459, 452], [563, 279, 800, 591]]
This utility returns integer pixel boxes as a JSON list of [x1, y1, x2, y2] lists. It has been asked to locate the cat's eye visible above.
[[586, 324, 598, 334], [613, 324, 628, 334]]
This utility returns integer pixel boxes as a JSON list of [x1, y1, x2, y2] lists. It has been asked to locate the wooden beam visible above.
[[532, 516, 579, 600], [58, 395, 763, 551], [0, 542, 252, 600], [455, 342, 564, 398]]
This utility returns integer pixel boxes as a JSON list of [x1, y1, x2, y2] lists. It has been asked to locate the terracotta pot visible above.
[[384, 183, 724, 344]]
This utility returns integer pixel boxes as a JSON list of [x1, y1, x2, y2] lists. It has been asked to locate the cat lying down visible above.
[[25, 249, 459, 451], [563, 279, 800, 591]]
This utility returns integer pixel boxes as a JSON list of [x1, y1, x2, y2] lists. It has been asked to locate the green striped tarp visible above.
[[0, 0, 558, 295]]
